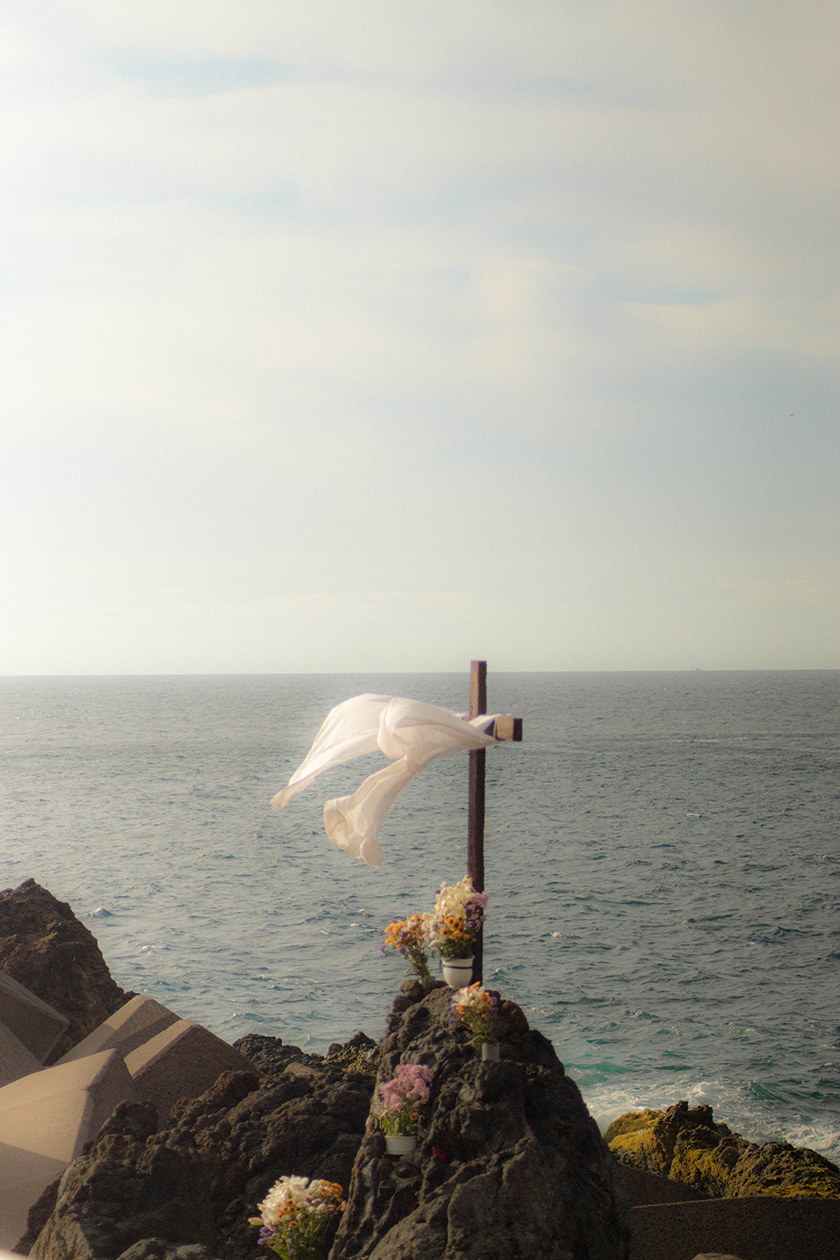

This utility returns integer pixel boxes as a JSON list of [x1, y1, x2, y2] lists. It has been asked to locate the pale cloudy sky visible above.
[[1, 0, 838, 673]]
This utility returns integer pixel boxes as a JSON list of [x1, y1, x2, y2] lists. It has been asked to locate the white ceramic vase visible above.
[[481, 1041, 500, 1061], [385, 1133, 417, 1155], [441, 956, 474, 987]]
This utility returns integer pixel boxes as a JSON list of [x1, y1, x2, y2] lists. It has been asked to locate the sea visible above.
[[1, 671, 839, 1162]]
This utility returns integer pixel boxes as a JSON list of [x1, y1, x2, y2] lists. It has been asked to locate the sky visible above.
[[1, 0, 838, 674]]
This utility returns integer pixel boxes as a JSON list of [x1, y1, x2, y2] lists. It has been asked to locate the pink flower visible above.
[[375, 1062, 432, 1117], [394, 1062, 431, 1104]]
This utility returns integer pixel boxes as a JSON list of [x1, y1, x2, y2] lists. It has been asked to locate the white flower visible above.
[[258, 1175, 311, 1225], [454, 983, 489, 1008]]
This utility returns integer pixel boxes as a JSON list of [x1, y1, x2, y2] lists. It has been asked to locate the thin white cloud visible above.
[[1, 1, 839, 670]]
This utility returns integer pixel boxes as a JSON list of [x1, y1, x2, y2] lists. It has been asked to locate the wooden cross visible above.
[[467, 659, 523, 984]]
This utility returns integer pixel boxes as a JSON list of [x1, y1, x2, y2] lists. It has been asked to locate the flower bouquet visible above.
[[422, 876, 488, 985], [452, 982, 500, 1055], [424, 876, 488, 961], [373, 1062, 432, 1152], [250, 1175, 345, 1260], [383, 913, 432, 979]]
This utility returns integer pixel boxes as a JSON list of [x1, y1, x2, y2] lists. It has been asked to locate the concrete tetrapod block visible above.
[[124, 1018, 253, 1124], [0, 1049, 139, 1250], [0, 1022, 42, 1087], [0, 970, 69, 1063], [629, 1196, 840, 1260], [56, 994, 181, 1064]]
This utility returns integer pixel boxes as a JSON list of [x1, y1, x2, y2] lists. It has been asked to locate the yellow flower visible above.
[[384, 921, 403, 946], [316, 1181, 345, 1203]]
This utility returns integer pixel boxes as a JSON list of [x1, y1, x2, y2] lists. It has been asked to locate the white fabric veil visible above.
[[272, 693, 499, 867]]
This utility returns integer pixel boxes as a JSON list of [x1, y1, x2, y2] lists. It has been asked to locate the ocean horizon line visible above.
[[2, 666, 839, 680]]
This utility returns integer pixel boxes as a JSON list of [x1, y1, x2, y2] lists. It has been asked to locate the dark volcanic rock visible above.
[[325, 1030, 379, 1078], [21, 976, 628, 1260], [330, 981, 630, 1260], [113, 1245, 220, 1260], [233, 1032, 326, 1074], [24, 1057, 375, 1260], [605, 1101, 840, 1199], [0, 879, 133, 1062], [233, 1031, 379, 1080]]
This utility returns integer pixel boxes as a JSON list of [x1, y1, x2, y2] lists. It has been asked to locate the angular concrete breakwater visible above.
[[0, 880, 258, 1253], [0, 983, 254, 1249]]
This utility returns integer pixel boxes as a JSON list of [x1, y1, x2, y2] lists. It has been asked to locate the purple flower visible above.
[[374, 1062, 433, 1133]]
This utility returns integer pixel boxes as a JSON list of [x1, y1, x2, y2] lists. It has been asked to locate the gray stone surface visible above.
[[690, 1253, 748, 1260], [619, 1165, 708, 1206], [115, 1245, 221, 1260], [629, 1198, 840, 1260]]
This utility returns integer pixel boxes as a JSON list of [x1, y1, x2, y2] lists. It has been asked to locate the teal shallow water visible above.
[[2, 671, 839, 1158]]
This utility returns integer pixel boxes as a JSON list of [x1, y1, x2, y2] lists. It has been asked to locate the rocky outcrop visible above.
[[0, 880, 132, 1063], [5, 878, 837, 1260], [21, 1041, 375, 1260], [606, 1101, 840, 1199], [330, 979, 630, 1260], [4, 882, 628, 1259], [21, 987, 630, 1260]]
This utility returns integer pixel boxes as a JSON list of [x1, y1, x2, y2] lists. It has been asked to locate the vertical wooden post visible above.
[[468, 659, 487, 984]]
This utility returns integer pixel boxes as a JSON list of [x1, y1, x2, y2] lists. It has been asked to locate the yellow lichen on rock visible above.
[[605, 1101, 840, 1200], [606, 1101, 725, 1177], [725, 1140, 840, 1198], [604, 1110, 659, 1164], [608, 1127, 654, 1159], [669, 1130, 746, 1198], [603, 1109, 660, 1141]]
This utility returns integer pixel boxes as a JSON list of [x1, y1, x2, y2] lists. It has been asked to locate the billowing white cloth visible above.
[[272, 694, 499, 867]]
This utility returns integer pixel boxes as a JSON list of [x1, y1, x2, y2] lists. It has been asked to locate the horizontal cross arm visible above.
[[489, 715, 523, 742]]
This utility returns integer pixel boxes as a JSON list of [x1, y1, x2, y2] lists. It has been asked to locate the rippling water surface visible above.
[[2, 671, 839, 1159]]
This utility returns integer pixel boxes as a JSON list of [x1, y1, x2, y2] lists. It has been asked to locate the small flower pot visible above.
[[385, 1134, 417, 1156], [481, 1041, 500, 1061], [441, 957, 474, 987]]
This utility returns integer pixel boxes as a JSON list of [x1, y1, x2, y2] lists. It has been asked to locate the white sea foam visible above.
[[583, 1075, 840, 1162], [783, 1124, 840, 1161]]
